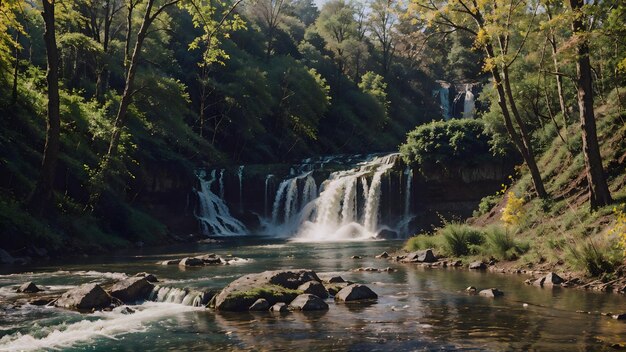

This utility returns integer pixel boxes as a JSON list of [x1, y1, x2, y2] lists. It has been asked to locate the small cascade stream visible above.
[[149, 285, 213, 307], [195, 170, 248, 236]]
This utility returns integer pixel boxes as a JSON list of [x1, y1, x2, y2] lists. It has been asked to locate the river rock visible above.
[[179, 257, 204, 267], [376, 251, 390, 259], [30, 298, 55, 306], [195, 254, 223, 265], [402, 249, 437, 263], [249, 298, 270, 311], [213, 269, 320, 311], [289, 294, 329, 311], [469, 261, 487, 270], [0, 248, 14, 264], [109, 277, 154, 303], [17, 282, 42, 293], [533, 272, 564, 287], [479, 288, 504, 298], [135, 272, 158, 282], [298, 281, 329, 299], [612, 313, 626, 320], [351, 255, 362, 259], [270, 302, 288, 312], [325, 282, 349, 296], [465, 286, 477, 293], [335, 284, 378, 302], [159, 259, 181, 265], [328, 276, 346, 283], [55, 283, 111, 310]]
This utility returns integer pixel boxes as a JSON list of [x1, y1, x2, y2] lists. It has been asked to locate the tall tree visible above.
[[247, 0, 289, 60], [569, 0, 612, 209], [368, 0, 397, 74], [29, 0, 61, 215]]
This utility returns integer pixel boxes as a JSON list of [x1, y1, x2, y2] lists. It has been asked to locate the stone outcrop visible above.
[[533, 272, 564, 287], [213, 269, 319, 311], [55, 283, 112, 310], [17, 282, 42, 293], [479, 288, 504, 298], [334, 284, 378, 302], [289, 294, 329, 311], [402, 249, 437, 263], [109, 277, 155, 303], [298, 281, 329, 299]]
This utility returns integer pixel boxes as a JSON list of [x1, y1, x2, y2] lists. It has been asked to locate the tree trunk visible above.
[[106, 0, 154, 159], [546, 3, 570, 134], [11, 34, 19, 105], [484, 43, 547, 199], [569, 0, 612, 209], [29, 0, 61, 215]]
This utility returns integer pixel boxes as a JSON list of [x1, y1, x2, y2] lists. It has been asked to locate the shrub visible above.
[[404, 234, 443, 252], [483, 226, 528, 260], [474, 194, 501, 217], [501, 192, 525, 227], [440, 223, 485, 256], [566, 240, 622, 277]]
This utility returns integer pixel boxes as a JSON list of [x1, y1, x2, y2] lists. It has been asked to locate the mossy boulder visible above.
[[213, 269, 319, 311]]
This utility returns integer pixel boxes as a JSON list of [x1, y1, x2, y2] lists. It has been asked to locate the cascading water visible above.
[[238, 165, 244, 212], [265, 174, 274, 217], [149, 285, 212, 307], [219, 169, 225, 199], [463, 84, 475, 119], [291, 154, 399, 241], [196, 170, 248, 236], [268, 171, 317, 234]]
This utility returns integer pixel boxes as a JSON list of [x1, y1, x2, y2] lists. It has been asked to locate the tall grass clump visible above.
[[440, 223, 485, 256], [404, 234, 444, 252], [483, 226, 529, 260], [567, 240, 622, 277]]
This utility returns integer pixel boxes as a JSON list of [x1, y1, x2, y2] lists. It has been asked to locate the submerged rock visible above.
[[298, 281, 329, 299], [195, 254, 223, 265], [109, 277, 154, 303], [179, 257, 204, 267], [612, 313, 626, 320], [469, 261, 487, 270], [213, 269, 319, 311], [159, 259, 181, 265], [403, 249, 437, 263], [351, 255, 362, 259], [466, 286, 477, 293], [533, 272, 564, 287], [289, 294, 329, 311], [479, 288, 504, 298], [56, 283, 111, 310], [249, 298, 270, 311], [270, 302, 288, 312], [29, 298, 54, 306], [335, 284, 378, 302], [17, 282, 42, 293]]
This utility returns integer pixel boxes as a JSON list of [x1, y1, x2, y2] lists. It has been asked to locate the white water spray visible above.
[[463, 84, 475, 119], [238, 165, 244, 213]]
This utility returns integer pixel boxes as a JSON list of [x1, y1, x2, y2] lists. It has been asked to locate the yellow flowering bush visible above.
[[501, 192, 525, 227], [611, 204, 626, 257]]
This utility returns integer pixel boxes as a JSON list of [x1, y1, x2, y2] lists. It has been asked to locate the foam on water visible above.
[[0, 302, 201, 351]]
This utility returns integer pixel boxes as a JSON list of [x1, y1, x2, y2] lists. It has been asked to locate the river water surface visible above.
[[0, 239, 624, 351]]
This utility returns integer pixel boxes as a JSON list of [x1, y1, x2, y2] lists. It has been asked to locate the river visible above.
[[1, 239, 624, 351]]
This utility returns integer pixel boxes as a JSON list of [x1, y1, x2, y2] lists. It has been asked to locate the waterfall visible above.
[[265, 175, 274, 217], [218, 169, 225, 199], [439, 84, 451, 120], [196, 170, 248, 236], [149, 285, 212, 307], [270, 171, 316, 226], [293, 153, 399, 241], [463, 84, 475, 118], [238, 165, 244, 212], [404, 166, 413, 218]]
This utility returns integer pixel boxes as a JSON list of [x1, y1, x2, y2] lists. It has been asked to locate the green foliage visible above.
[[358, 71, 388, 120], [566, 240, 623, 277], [473, 194, 502, 217], [404, 234, 444, 252], [400, 119, 501, 168], [483, 226, 529, 261], [440, 223, 485, 256]]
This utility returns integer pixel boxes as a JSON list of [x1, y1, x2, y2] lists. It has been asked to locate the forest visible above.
[[0, 0, 625, 258]]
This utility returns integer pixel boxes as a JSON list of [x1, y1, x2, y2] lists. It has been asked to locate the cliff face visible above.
[[408, 160, 515, 234]]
